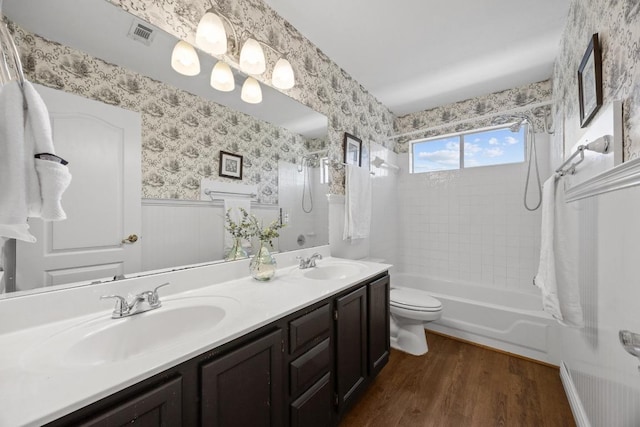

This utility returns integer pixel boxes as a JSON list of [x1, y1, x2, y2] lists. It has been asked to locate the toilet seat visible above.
[[390, 287, 442, 312]]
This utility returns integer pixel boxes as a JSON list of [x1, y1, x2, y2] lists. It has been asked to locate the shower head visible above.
[[372, 156, 385, 168], [504, 114, 533, 133], [507, 116, 527, 132], [508, 121, 523, 132]]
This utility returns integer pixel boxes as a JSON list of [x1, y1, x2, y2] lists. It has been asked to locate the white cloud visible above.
[[418, 149, 459, 166], [465, 142, 482, 154], [505, 136, 518, 145], [484, 147, 504, 158], [445, 141, 459, 151], [488, 137, 499, 145]]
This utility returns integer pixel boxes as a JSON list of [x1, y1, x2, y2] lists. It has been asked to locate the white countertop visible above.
[[0, 249, 390, 427]]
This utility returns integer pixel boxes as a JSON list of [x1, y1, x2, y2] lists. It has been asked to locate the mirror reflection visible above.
[[1, 0, 329, 297]]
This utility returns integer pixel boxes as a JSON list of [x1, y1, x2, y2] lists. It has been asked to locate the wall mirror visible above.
[[1, 0, 329, 298]]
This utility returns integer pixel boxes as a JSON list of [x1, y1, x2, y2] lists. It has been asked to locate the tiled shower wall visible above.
[[392, 80, 553, 292], [396, 139, 549, 293]]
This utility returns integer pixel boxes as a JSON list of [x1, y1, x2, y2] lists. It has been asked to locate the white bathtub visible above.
[[392, 273, 560, 365]]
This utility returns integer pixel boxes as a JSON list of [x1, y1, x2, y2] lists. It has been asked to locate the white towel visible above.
[[0, 81, 35, 242], [24, 81, 72, 221], [343, 165, 371, 240], [223, 198, 251, 251], [534, 175, 584, 328], [0, 81, 71, 241], [35, 159, 72, 220]]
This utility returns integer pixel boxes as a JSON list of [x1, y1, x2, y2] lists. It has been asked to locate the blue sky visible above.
[[412, 127, 525, 172]]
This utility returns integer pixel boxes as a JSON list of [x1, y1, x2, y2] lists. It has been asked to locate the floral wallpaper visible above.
[[552, 0, 640, 162], [11, 24, 319, 203], [108, 0, 397, 194], [393, 80, 553, 153]]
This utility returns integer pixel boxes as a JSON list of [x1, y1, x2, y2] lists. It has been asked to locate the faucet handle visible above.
[[100, 294, 129, 317], [148, 282, 170, 307], [309, 253, 323, 267]]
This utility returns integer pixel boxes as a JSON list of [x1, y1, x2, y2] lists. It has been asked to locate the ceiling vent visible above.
[[127, 19, 156, 46]]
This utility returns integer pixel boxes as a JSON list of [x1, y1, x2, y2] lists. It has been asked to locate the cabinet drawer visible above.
[[289, 303, 331, 354], [290, 373, 332, 427], [290, 338, 331, 396]]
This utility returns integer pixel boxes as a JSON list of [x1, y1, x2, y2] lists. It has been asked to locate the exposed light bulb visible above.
[[210, 61, 235, 92], [239, 38, 266, 75], [195, 11, 228, 55], [171, 41, 200, 76], [272, 58, 295, 89], [241, 77, 262, 104]]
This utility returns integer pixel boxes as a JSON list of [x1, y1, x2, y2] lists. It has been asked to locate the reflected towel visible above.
[[223, 198, 251, 252], [24, 81, 72, 221], [0, 81, 35, 242], [343, 165, 371, 240], [534, 175, 584, 328]]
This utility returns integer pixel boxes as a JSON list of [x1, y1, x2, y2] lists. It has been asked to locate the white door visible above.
[[16, 84, 141, 291]]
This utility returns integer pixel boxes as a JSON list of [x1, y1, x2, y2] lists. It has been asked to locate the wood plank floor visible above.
[[341, 332, 575, 427]]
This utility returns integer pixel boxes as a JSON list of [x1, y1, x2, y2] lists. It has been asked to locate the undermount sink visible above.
[[23, 296, 239, 369], [301, 261, 368, 281]]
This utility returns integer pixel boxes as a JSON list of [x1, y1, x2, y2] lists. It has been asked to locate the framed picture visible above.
[[219, 150, 243, 179], [343, 132, 362, 167], [577, 33, 603, 128]]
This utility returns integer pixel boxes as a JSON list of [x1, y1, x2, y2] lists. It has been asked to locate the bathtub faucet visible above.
[[297, 253, 323, 269]]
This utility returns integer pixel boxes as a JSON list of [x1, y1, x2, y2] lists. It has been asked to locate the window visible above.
[[410, 125, 526, 173]]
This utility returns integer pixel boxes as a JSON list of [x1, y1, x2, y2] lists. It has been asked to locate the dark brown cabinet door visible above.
[[335, 285, 367, 411], [77, 377, 182, 427], [201, 329, 284, 427], [368, 275, 390, 376], [290, 373, 332, 427]]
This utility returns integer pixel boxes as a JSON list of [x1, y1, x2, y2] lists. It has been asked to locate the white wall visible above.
[[558, 183, 640, 425], [393, 133, 550, 293], [141, 200, 278, 271]]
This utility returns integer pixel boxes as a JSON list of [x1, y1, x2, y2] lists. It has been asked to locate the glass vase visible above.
[[225, 237, 248, 261], [249, 242, 277, 281]]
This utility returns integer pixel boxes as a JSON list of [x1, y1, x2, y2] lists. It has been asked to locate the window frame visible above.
[[409, 122, 528, 174]]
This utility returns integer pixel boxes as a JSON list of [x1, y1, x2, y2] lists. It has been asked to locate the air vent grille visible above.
[[127, 19, 156, 46]]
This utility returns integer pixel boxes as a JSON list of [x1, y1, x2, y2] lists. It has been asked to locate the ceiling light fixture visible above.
[[210, 60, 235, 91], [239, 38, 266, 75], [195, 11, 228, 55], [271, 57, 295, 90], [170, 40, 200, 76], [170, 1, 295, 103], [241, 76, 262, 104]]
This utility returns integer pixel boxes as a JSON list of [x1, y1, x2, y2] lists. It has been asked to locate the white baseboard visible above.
[[560, 361, 591, 427]]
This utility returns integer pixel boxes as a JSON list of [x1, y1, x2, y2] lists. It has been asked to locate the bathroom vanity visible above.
[[0, 249, 390, 427]]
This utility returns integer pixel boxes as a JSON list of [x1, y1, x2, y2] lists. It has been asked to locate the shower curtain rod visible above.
[[387, 100, 553, 141]]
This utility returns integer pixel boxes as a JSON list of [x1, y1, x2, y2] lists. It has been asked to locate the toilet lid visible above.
[[390, 287, 442, 311]]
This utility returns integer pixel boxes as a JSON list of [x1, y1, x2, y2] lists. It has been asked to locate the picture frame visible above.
[[577, 33, 603, 128], [219, 150, 243, 180], [343, 132, 362, 167]]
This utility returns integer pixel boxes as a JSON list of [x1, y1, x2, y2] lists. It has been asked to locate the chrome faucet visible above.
[[101, 283, 170, 318], [297, 253, 323, 269]]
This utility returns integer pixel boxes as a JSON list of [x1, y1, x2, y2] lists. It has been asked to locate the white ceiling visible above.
[[263, 0, 570, 116]]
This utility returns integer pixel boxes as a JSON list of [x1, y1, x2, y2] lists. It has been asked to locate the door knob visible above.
[[122, 234, 139, 244]]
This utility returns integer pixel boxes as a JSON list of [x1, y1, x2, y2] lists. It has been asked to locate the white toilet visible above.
[[390, 287, 443, 356]]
